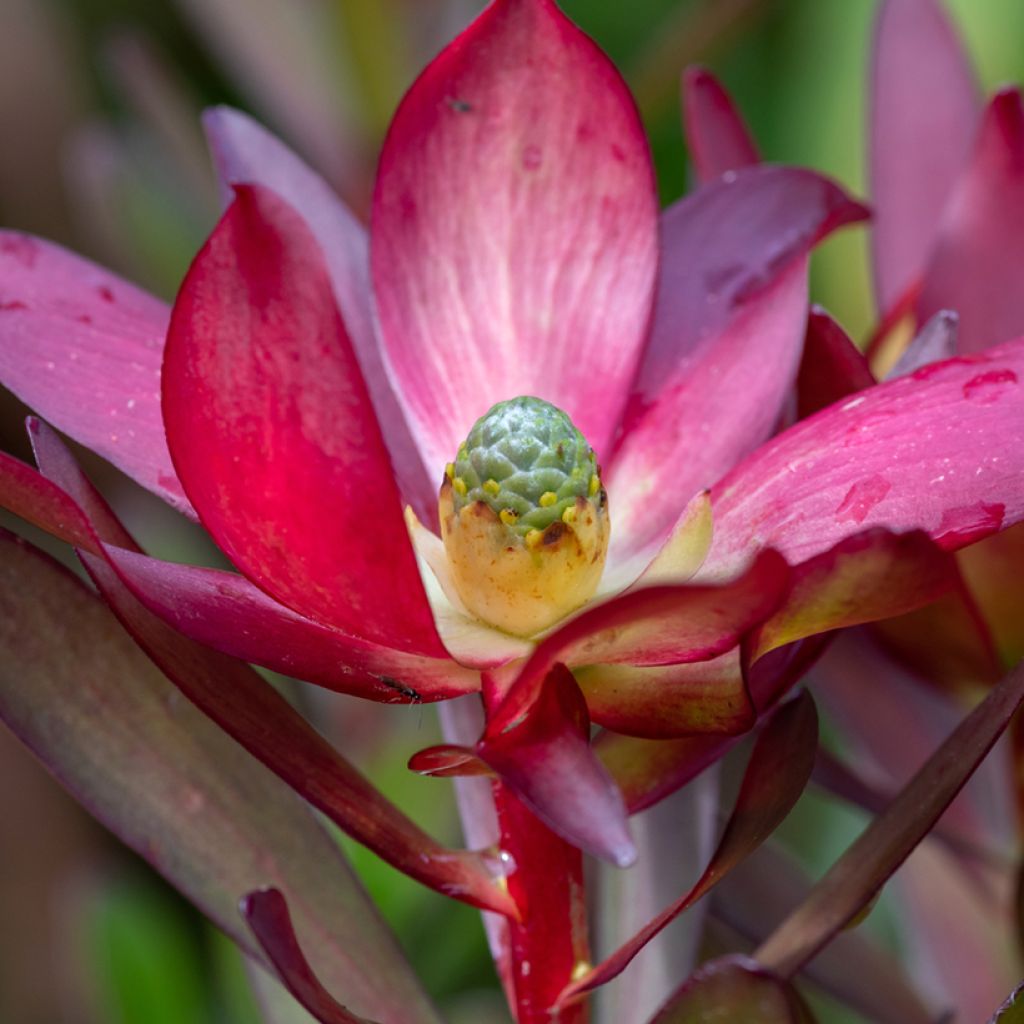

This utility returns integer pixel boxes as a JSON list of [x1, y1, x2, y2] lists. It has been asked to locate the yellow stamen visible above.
[[561, 504, 578, 525], [499, 508, 519, 527], [525, 528, 543, 548], [452, 476, 468, 497], [445, 462, 455, 481], [483, 478, 501, 497], [588, 473, 601, 497], [539, 491, 557, 507]]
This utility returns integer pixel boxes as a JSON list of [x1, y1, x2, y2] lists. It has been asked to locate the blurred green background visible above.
[[1, 1, 1022, 1021]]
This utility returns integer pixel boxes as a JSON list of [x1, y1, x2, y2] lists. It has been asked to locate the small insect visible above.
[[380, 676, 422, 703], [445, 96, 473, 113]]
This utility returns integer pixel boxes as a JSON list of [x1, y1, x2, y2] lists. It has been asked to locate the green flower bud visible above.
[[440, 396, 609, 636]]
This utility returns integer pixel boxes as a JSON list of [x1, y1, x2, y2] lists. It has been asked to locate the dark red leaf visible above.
[[482, 663, 634, 866], [487, 549, 790, 739], [557, 692, 818, 1007], [16, 420, 513, 916], [795, 306, 874, 419], [756, 660, 1024, 977], [243, 889, 380, 1024]]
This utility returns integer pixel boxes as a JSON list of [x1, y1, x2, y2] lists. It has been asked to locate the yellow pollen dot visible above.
[[561, 505, 578, 525], [588, 473, 601, 496], [483, 478, 501, 497], [570, 960, 592, 981], [499, 508, 519, 526], [539, 491, 558, 507], [452, 476, 468, 497], [445, 462, 455, 481], [525, 528, 543, 548]]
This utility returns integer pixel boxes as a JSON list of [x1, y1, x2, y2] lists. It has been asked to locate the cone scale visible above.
[[440, 397, 610, 636]]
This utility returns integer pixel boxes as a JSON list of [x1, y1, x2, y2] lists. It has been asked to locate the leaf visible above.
[[750, 529, 958, 662], [680, 65, 758, 182], [557, 692, 818, 1007], [0, 531, 440, 1023], [755, 659, 1024, 977], [795, 305, 874, 419], [706, 340, 1024, 574], [647, 955, 816, 1024], [243, 889, 381, 1024], [162, 184, 442, 654], [870, 0, 978, 316], [711, 841, 935, 1024], [487, 549, 789, 739], [414, 664, 635, 867], [5, 421, 512, 916]]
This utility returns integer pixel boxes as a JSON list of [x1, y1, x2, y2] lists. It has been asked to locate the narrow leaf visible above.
[[18, 420, 513, 916], [0, 532, 440, 1023], [756, 660, 1024, 977], [557, 692, 818, 1007], [243, 889, 381, 1024]]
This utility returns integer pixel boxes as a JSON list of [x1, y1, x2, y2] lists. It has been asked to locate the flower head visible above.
[[0, 0, 1023, 860]]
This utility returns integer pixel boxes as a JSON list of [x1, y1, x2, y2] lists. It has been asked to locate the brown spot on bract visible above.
[[542, 522, 567, 546]]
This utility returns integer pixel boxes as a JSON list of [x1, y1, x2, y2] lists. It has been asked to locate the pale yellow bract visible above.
[[438, 477, 610, 636]]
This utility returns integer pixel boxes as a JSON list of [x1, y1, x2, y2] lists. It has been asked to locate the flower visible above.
[[1, 0, 1023, 865]]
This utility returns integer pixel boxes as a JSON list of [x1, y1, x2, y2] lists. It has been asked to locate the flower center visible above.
[[439, 396, 610, 636]]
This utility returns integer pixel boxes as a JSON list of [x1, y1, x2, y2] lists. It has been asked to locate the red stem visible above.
[[493, 781, 591, 1024]]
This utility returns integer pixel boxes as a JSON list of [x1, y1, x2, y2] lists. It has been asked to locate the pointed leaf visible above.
[[372, 0, 658, 473], [487, 549, 789, 738], [756, 660, 1024, 977], [162, 184, 442, 655], [101, 548, 477, 701], [610, 166, 868, 559], [712, 842, 936, 1024], [19, 420, 513, 916], [243, 890, 381, 1024], [557, 692, 817, 1006], [796, 306, 874, 419], [0, 232, 191, 515], [203, 107, 434, 524], [478, 664, 634, 867], [681, 66, 758, 182], [870, 0, 978, 315], [0, 532, 440, 1023], [750, 529, 958, 662], [918, 89, 1024, 354], [0, 437, 475, 702], [706, 340, 1024, 575]]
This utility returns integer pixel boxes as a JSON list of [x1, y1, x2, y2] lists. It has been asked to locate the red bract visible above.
[[2, 1, 1024, 1021]]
